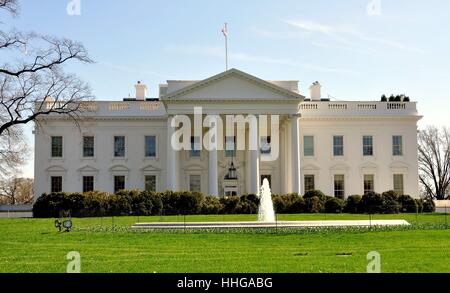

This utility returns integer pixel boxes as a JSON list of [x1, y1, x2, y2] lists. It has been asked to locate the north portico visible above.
[[33, 68, 421, 199], [162, 68, 303, 196]]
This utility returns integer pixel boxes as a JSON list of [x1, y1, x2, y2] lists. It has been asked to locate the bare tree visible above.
[[0, 177, 33, 204], [0, 125, 28, 178], [0, 0, 93, 137], [418, 126, 450, 200]]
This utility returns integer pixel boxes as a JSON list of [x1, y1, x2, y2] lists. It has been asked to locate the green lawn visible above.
[[0, 213, 449, 273]]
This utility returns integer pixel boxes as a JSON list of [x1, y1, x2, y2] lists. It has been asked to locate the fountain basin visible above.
[[132, 220, 410, 229]]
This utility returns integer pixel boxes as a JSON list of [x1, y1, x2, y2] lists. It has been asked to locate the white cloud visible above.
[[165, 45, 354, 74], [284, 19, 424, 53]]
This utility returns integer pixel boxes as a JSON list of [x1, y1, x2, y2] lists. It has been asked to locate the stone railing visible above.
[[298, 101, 418, 117]]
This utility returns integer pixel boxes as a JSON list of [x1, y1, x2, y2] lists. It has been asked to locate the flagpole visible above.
[[225, 32, 228, 71], [222, 22, 229, 71]]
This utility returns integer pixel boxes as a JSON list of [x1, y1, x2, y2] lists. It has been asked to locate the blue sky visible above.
[[3, 0, 450, 177]]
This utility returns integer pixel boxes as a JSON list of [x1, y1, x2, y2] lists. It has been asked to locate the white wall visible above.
[[298, 119, 420, 197]]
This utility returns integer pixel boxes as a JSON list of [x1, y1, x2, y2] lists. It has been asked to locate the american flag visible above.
[[221, 23, 228, 37]]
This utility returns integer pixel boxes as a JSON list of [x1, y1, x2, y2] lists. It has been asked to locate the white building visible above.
[[33, 69, 422, 200]]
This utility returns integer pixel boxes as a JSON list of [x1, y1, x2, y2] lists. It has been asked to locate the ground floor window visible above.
[[393, 174, 404, 195], [114, 176, 125, 193], [189, 175, 201, 192], [260, 174, 272, 187], [364, 174, 374, 194], [304, 175, 315, 193], [83, 176, 94, 193], [145, 175, 156, 192], [334, 174, 345, 198], [51, 176, 62, 193]]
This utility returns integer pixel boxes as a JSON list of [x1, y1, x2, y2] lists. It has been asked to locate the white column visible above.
[[166, 115, 178, 190], [249, 116, 260, 194], [291, 114, 300, 194], [208, 116, 219, 196]]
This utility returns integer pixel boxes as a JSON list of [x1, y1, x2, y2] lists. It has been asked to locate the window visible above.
[[51, 176, 62, 193], [260, 175, 272, 187], [189, 175, 201, 192], [393, 136, 403, 156], [304, 175, 315, 192], [363, 136, 373, 156], [82, 176, 94, 193], [145, 136, 157, 157], [260, 136, 271, 154], [83, 136, 94, 157], [334, 175, 345, 198], [304, 136, 314, 156], [393, 174, 404, 195], [114, 176, 125, 193], [145, 175, 156, 192], [333, 136, 344, 156], [364, 174, 374, 194], [51, 136, 63, 157], [114, 136, 125, 157], [225, 136, 236, 157], [190, 136, 201, 157]]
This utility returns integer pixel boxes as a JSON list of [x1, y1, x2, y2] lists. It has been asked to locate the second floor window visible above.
[[333, 136, 344, 156], [260, 136, 271, 154], [114, 136, 125, 157], [392, 135, 403, 156], [83, 136, 94, 157], [190, 136, 201, 157], [304, 136, 314, 156], [363, 136, 373, 156], [51, 136, 63, 157], [145, 136, 156, 157]]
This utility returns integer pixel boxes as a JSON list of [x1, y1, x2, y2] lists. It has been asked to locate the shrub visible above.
[[304, 196, 324, 213], [237, 194, 259, 214], [201, 196, 223, 214], [33, 192, 68, 218], [148, 192, 163, 215], [108, 193, 132, 216], [82, 191, 110, 217], [130, 191, 153, 216], [273, 193, 304, 213], [381, 190, 401, 214], [303, 190, 327, 201], [421, 198, 436, 213], [344, 195, 362, 213], [220, 196, 240, 214], [325, 197, 345, 213], [359, 192, 383, 214], [380, 94, 387, 102], [415, 198, 424, 213], [398, 195, 418, 213]]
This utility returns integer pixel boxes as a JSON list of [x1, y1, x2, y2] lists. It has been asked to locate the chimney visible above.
[[135, 81, 147, 100], [309, 81, 321, 101]]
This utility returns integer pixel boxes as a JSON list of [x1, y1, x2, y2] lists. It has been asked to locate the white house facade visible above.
[[33, 69, 422, 200]]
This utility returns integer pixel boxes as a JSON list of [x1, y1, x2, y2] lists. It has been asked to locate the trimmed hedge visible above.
[[32, 189, 435, 218]]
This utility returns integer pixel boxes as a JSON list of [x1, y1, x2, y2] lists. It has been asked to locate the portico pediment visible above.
[[161, 68, 304, 102]]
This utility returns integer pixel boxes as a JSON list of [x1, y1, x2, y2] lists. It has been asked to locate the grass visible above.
[[0, 213, 449, 273]]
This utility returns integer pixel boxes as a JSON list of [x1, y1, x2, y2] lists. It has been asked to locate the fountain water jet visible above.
[[258, 178, 275, 223]]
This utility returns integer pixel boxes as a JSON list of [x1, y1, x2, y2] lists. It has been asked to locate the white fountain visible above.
[[133, 178, 410, 229], [258, 178, 275, 223]]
